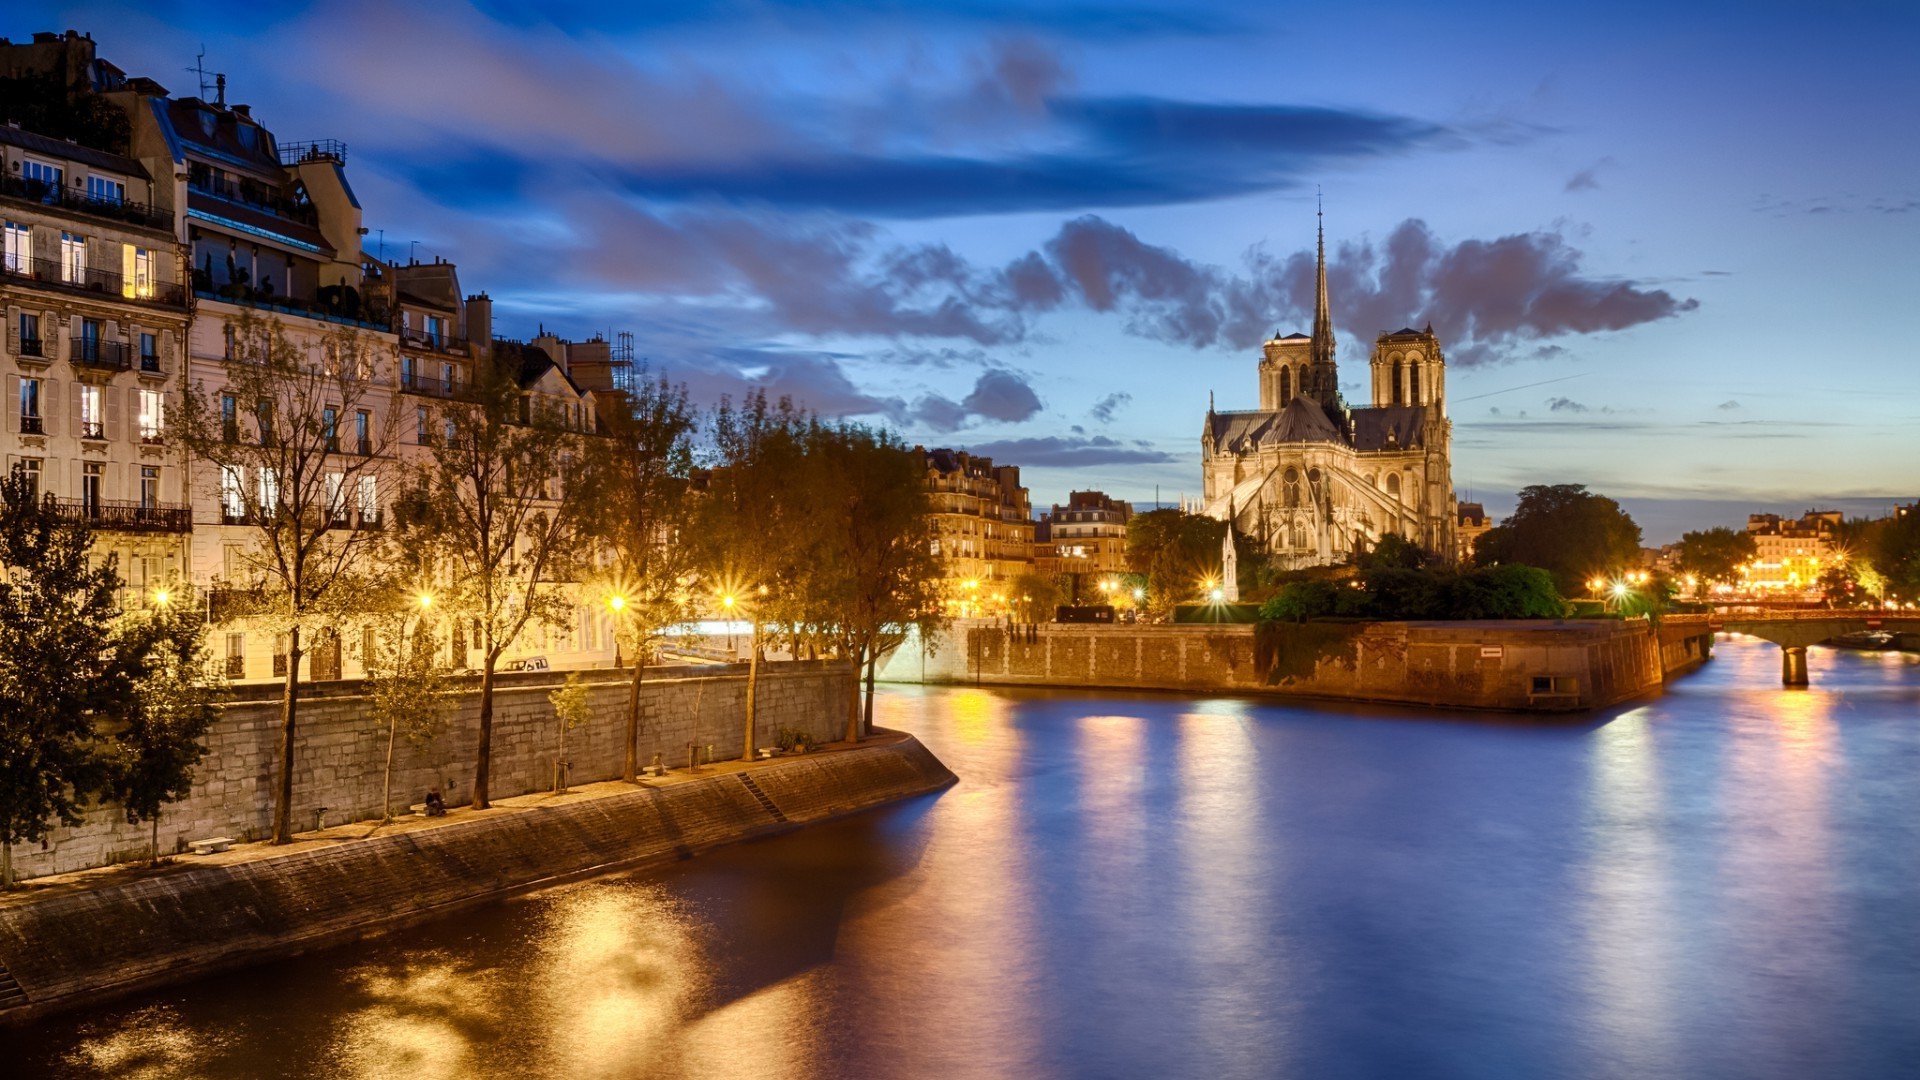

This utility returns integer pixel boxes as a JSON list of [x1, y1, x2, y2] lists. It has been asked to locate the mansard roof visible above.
[[1350, 405, 1429, 451], [1206, 396, 1346, 450]]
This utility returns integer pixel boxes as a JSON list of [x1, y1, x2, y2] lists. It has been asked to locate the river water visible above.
[[11, 636, 1920, 1079]]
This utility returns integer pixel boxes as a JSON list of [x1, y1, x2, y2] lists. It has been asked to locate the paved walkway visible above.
[[0, 730, 906, 910]]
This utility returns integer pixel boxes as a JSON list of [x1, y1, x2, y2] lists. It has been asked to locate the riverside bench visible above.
[[189, 836, 235, 856]]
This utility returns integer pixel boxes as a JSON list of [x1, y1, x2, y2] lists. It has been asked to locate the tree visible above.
[[1472, 484, 1642, 597], [1008, 571, 1066, 623], [105, 605, 225, 866], [805, 423, 946, 741], [1127, 508, 1230, 617], [0, 470, 140, 886], [698, 392, 816, 761], [1355, 532, 1428, 571], [1674, 526, 1757, 594], [549, 672, 591, 793], [173, 312, 399, 843], [395, 358, 593, 809], [589, 369, 698, 782], [358, 593, 449, 823], [1864, 510, 1920, 604]]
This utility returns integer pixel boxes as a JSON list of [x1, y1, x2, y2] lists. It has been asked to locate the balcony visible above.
[[54, 498, 192, 534], [71, 335, 132, 372], [192, 277, 390, 332], [19, 414, 43, 435], [187, 173, 319, 227], [80, 421, 105, 441], [0, 174, 174, 232], [1, 255, 186, 307], [400, 370, 457, 398], [17, 337, 47, 361], [278, 140, 347, 166], [401, 328, 468, 355]]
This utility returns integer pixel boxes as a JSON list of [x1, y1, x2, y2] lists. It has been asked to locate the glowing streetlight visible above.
[[1209, 587, 1225, 602], [720, 594, 736, 610], [419, 593, 435, 609], [1612, 582, 1630, 598], [153, 588, 170, 607], [1132, 587, 1145, 601], [605, 594, 624, 612]]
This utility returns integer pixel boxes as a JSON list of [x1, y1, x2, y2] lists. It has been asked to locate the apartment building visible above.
[[3, 30, 617, 681], [1033, 490, 1132, 579], [920, 446, 1032, 613], [1742, 510, 1842, 593], [1, 31, 193, 610]]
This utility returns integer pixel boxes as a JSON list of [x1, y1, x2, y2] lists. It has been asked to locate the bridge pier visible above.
[[1781, 645, 1809, 687]]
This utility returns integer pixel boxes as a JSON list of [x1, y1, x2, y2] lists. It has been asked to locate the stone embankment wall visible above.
[[18, 662, 852, 880], [883, 619, 1712, 711], [0, 736, 955, 1023]]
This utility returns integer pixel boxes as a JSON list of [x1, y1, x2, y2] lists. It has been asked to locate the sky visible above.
[[17, 0, 1919, 541]]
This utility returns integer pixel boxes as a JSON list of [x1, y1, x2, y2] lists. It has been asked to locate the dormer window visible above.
[[86, 176, 125, 206]]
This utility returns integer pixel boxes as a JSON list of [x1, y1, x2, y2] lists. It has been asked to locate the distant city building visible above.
[[1455, 501, 1491, 563], [1742, 510, 1842, 592], [919, 446, 1032, 614], [1034, 490, 1132, 579], [1202, 213, 1456, 566]]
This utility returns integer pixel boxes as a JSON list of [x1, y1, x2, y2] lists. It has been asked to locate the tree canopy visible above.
[[1674, 526, 1757, 593], [1472, 484, 1642, 596]]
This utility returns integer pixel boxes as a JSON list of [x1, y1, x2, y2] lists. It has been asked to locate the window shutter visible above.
[[4, 307, 16, 354], [104, 386, 120, 440], [4, 375, 17, 434], [71, 459, 81, 500], [41, 379, 58, 437], [70, 381, 82, 427], [162, 329, 177, 364]]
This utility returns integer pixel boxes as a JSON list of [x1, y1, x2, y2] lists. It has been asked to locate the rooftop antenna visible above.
[[187, 46, 216, 101], [409, 239, 420, 264], [376, 228, 385, 261]]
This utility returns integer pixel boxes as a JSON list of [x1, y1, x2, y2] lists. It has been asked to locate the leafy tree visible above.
[[588, 369, 698, 782], [549, 672, 592, 793], [105, 606, 226, 866], [1008, 571, 1067, 622], [1259, 564, 1565, 623], [1472, 484, 1642, 597], [1674, 526, 1757, 594], [697, 392, 816, 761], [395, 358, 593, 809], [173, 313, 398, 843], [1865, 510, 1920, 604], [358, 594, 449, 823], [0, 70, 131, 154], [1260, 579, 1341, 622], [804, 423, 946, 740], [1127, 508, 1232, 616], [1354, 532, 1429, 571], [0, 471, 138, 886]]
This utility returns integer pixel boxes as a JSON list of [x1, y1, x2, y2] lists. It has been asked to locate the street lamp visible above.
[[419, 593, 434, 610], [153, 588, 170, 608]]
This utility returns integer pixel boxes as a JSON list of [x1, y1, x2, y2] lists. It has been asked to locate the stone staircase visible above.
[[0, 960, 28, 1010], [737, 774, 788, 822]]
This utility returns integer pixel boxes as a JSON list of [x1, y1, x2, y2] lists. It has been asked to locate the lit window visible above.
[[79, 385, 103, 439], [138, 389, 165, 442], [357, 474, 377, 520], [123, 246, 153, 299], [220, 467, 245, 519], [61, 232, 86, 283], [21, 159, 62, 197], [2, 222, 28, 273]]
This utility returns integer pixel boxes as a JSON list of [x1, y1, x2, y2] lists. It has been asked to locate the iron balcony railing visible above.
[[193, 285, 391, 332], [71, 335, 131, 371], [80, 421, 105, 440], [401, 327, 468, 354], [400, 370, 457, 397], [187, 173, 319, 226], [53, 498, 192, 534], [1, 255, 186, 306], [277, 140, 347, 166], [0, 174, 174, 231], [17, 337, 46, 359]]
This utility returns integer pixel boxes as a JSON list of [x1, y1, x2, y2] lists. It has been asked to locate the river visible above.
[[10, 635, 1920, 1079]]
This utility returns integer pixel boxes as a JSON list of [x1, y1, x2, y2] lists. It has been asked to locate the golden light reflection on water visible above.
[[826, 687, 1049, 1079], [323, 957, 502, 1078], [676, 968, 830, 1080], [1582, 707, 1677, 1073], [62, 1003, 230, 1078], [1175, 701, 1291, 1073], [528, 884, 705, 1077]]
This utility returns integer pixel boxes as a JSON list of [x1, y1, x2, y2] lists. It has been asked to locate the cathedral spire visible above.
[[1311, 190, 1334, 370]]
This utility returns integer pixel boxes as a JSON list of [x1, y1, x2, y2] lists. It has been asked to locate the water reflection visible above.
[[15, 638, 1920, 1079]]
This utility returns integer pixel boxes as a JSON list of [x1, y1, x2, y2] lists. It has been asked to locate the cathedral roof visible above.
[[1351, 405, 1429, 451], [1276, 332, 1309, 341], [1206, 396, 1346, 450]]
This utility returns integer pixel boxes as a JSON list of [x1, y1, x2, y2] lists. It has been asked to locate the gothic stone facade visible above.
[[1201, 224, 1456, 567]]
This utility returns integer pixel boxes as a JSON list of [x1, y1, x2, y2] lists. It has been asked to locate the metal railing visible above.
[[187, 173, 319, 226], [17, 337, 46, 359], [0, 174, 174, 231], [52, 498, 192, 533], [19, 414, 43, 435], [80, 421, 105, 440], [1, 255, 186, 306], [401, 328, 468, 354], [400, 370, 456, 397], [192, 285, 390, 332], [70, 335, 131, 371], [277, 140, 347, 166]]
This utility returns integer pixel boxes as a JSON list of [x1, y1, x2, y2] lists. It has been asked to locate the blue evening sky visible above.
[[19, 0, 1918, 540]]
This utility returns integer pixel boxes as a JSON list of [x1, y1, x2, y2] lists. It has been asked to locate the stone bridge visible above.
[[1663, 610, 1920, 685]]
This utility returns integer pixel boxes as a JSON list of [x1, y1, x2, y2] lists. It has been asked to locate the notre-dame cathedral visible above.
[[1201, 215, 1457, 567]]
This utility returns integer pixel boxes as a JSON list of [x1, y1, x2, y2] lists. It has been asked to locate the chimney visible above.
[[215, 73, 226, 107], [466, 292, 493, 355]]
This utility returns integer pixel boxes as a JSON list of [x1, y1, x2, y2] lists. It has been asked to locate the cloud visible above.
[[1088, 391, 1132, 422], [1717, 399, 1742, 410], [1546, 396, 1589, 413], [1564, 157, 1612, 192], [910, 369, 1045, 431], [960, 435, 1177, 466]]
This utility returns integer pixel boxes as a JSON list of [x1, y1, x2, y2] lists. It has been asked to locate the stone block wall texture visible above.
[[883, 619, 1712, 712], [16, 661, 853, 880], [0, 736, 956, 1021]]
